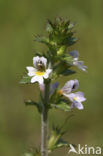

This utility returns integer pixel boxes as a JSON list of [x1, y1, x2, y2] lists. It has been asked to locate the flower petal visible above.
[[37, 76, 44, 84], [71, 101, 84, 110], [72, 79, 79, 91], [43, 69, 52, 79], [31, 76, 38, 83], [33, 56, 40, 67], [26, 66, 35, 72], [69, 50, 79, 59], [62, 79, 79, 95], [67, 93, 75, 101], [46, 69, 52, 75], [43, 73, 49, 79], [75, 91, 86, 102], [26, 66, 36, 76], [31, 75, 44, 84], [28, 72, 35, 77], [40, 56, 47, 67], [76, 61, 87, 72]]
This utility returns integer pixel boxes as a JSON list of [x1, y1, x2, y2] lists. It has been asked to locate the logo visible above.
[[68, 144, 102, 155]]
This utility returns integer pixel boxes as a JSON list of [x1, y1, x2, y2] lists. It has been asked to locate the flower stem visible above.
[[41, 80, 50, 156], [41, 107, 48, 156]]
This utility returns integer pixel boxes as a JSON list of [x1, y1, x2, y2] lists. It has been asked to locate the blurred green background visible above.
[[0, 0, 103, 155]]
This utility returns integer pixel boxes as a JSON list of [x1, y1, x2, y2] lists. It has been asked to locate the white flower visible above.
[[26, 56, 52, 84]]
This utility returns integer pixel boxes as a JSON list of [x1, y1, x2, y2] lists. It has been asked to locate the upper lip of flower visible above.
[[26, 56, 52, 84], [61, 79, 79, 96], [33, 56, 47, 71]]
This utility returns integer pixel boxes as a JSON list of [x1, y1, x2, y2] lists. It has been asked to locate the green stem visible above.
[[41, 108, 48, 156], [41, 80, 50, 156]]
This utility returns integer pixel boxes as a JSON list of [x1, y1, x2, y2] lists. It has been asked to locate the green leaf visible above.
[[34, 35, 49, 45], [48, 125, 70, 152], [20, 76, 31, 84], [61, 69, 76, 76], [63, 56, 73, 64], [51, 102, 70, 112], [55, 138, 69, 148], [66, 37, 78, 46], [25, 100, 42, 112]]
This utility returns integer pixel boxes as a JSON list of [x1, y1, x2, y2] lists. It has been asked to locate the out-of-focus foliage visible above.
[[48, 126, 69, 153], [24, 148, 41, 156], [0, 0, 103, 156]]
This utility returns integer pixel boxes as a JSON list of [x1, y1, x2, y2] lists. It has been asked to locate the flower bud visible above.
[[57, 46, 66, 56]]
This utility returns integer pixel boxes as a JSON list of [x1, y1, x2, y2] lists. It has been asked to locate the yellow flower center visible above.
[[73, 97, 78, 101], [35, 71, 45, 76]]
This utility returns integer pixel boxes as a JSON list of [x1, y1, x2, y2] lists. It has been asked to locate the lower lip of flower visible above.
[[73, 97, 78, 101], [35, 71, 45, 76]]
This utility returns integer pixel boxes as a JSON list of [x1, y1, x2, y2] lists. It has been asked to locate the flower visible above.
[[26, 56, 52, 84], [69, 50, 87, 71], [68, 91, 86, 110], [59, 80, 86, 110], [59, 80, 79, 97]]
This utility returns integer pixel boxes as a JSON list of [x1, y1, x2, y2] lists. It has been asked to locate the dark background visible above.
[[0, 0, 103, 155]]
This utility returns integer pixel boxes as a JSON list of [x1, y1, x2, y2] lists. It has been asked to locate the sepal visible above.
[[50, 89, 70, 112], [60, 69, 75, 76], [51, 102, 70, 112]]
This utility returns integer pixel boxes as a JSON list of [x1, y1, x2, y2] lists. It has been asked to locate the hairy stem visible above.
[[41, 108, 48, 156], [41, 80, 50, 156]]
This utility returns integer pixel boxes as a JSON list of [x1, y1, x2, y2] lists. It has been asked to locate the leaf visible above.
[[51, 102, 70, 112], [25, 100, 42, 112], [34, 35, 49, 45], [48, 139, 69, 152], [56, 138, 69, 148], [63, 56, 73, 64], [20, 76, 31, 84], [48, 125, 70, 153], [61, 69, 76, 76], [66, 37, 78, 46]]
